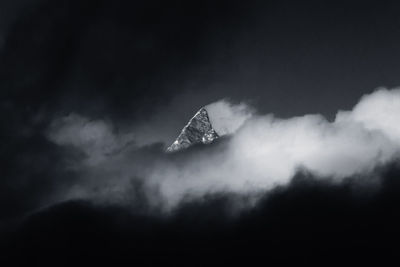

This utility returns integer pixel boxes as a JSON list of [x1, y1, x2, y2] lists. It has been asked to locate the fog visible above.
[[47, 88, 400, 211]]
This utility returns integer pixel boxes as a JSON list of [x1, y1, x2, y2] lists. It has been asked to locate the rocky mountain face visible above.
[[166, 108, 219, 152]]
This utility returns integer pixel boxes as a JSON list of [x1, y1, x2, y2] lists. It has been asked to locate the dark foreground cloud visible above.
[[1, 163, 400, 266]]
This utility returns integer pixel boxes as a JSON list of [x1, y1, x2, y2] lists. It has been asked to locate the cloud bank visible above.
[[205, 100, 253, 135], [47, 88, 400, 210]]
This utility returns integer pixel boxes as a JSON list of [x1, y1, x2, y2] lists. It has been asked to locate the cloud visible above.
[[3, 164, 400, 266], [336, 88, 400, 143], [46, 88, 400, 211], [48, 113, 135, 165], [205, 99, 253, 135]]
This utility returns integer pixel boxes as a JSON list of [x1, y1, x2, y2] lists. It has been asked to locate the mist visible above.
[[47, 88, 400, 211]]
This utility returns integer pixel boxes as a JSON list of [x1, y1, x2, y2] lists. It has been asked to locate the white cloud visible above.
[[336, 88, 400, 143], [47, 88, 400, 211], [48, 113, 134, 165], [147, 88, 400, 208], [205, 99, 253, 135]]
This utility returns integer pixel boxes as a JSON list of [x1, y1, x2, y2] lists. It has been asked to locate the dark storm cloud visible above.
[[1, 164, 400, 266], [0, 0, 250, 122], [3, 0, 400, 127], [0, 131, 80, 219]]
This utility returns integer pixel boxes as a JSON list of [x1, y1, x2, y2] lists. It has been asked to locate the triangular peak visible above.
[[166, 107, 219, 152]]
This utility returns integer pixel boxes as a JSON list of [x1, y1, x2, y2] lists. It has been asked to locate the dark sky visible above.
[[2, 1, 400, 265], [2, 0, 400, 123]]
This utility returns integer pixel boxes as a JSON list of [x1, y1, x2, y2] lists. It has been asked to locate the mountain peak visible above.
[[166, 107, 219, 152]]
